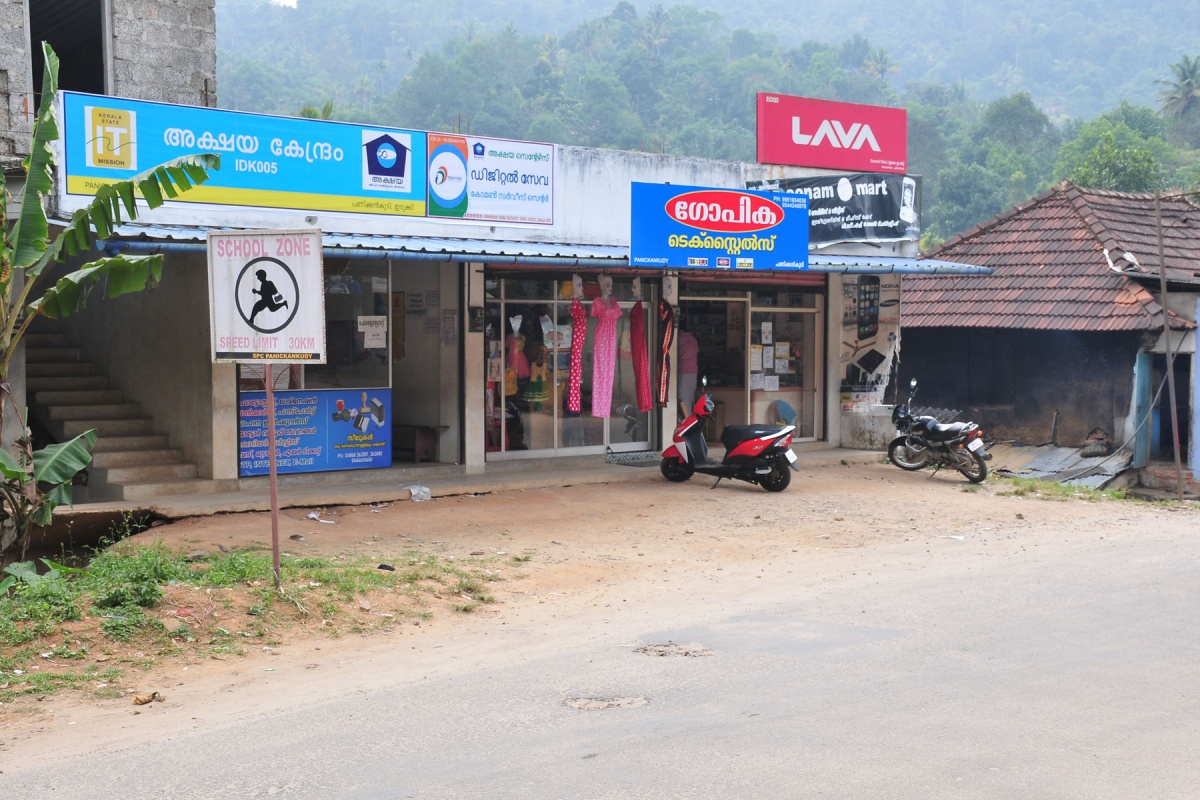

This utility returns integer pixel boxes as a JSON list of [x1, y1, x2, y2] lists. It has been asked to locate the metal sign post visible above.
[[207, 229, 326, 590]]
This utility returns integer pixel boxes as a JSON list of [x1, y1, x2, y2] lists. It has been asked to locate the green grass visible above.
[[1, 534, 502, 701], [994, 476, 1131, 501]]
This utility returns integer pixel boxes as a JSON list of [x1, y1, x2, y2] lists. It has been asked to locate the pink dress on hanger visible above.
[[630, 300, 653, 412], [590, 297, 624, 417], [567, 298, 587, 413]]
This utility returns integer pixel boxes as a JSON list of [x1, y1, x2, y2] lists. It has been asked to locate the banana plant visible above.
[[1, 42, 219, 560]]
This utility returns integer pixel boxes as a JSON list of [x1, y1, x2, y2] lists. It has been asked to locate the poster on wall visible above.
[[59, 91, 428, 218], [630, 182, 809, 270], [239, 389, 391, 477], [427, 133, 554, 224], [745, 173, 920, 245], [839, 277, 901, 410]]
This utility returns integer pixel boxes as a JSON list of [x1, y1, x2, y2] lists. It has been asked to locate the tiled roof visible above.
[[905, 181, 1200, 331]]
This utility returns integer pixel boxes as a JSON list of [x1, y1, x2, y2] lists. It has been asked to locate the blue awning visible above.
[[97, 223, 991, 274]]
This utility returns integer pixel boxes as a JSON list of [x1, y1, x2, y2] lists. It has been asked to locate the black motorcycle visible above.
[[887, 379, 991, 483]]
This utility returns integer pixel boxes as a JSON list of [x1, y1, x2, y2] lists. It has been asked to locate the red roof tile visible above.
[[906, 182, 1200, 331]]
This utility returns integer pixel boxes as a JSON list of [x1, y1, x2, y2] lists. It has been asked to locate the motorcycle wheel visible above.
[[887, 437, 930, 471], [956, 449, 988, 483], [758, 457, 792, 492], [660, 457, 695, 482]]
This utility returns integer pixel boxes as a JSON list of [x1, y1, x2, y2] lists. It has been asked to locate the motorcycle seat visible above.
[[924, 421, 972, 441], [721, 424, 786, 451]]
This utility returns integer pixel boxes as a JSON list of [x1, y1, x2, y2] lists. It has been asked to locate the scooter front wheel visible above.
[[660, 457, 695, 482], [758, 457, 792, 492]]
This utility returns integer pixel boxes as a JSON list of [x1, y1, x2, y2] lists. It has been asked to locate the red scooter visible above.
[[661, 381, 799, 492]]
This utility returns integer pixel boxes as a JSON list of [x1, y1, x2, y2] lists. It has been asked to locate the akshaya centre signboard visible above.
[[58, 91, 554, 225], [630, 182, 810, 270]]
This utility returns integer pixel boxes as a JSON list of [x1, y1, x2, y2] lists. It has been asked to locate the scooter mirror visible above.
[[910, 378, 918, 389], [701, 375, 708, 388]]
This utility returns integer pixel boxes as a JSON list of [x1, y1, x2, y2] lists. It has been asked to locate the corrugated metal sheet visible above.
[[98, 223, 992, 274], [991, 443, 1133, 489]]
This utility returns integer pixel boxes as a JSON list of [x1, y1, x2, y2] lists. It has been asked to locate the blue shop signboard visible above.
[[630, 182, 809, 270], [239, 389, 391, 477]]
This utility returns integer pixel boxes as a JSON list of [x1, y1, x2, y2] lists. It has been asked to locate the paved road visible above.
[[4, 500, 1199, 798]]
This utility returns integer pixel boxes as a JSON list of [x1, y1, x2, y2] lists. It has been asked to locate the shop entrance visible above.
[[679, 285, 823, 441], [484, 275, 657, 457]]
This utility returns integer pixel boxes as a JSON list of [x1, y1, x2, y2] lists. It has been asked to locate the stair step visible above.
[[91, 449, 184, 468], [116, 478, 227, 502], [26, 375, 111, 392], [93, 463, 198, 484], [25, 333, 72, 347], [26, 362, 98, 377], [25, 346, 83, 363], [46, 403, 140, 421], [61, 418, 155, 437], [34, 389, 125, 406], [92, 434, 171, 453]]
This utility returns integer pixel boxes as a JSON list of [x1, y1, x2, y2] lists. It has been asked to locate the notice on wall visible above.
[[358, 316, 387, 348], [750, 345, 763, 371], [238, 389, 391, 476]]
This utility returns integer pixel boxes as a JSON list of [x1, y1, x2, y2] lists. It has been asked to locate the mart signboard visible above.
[[630, 182, 809, 270], [757, 93, 907, 174]]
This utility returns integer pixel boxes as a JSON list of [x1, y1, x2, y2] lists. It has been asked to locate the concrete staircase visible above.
[[25, 331, 213, 502]]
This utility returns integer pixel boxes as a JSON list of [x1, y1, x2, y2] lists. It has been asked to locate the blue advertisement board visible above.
[[61, 91, 428, 217], [630, 182, 809, 270], [239, 389, 391, 476]]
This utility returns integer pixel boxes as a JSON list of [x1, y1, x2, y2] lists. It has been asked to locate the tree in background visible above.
[[1156, 54, 1200, 145]]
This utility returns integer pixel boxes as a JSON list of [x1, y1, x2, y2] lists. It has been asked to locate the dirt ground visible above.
[[2, 460, 1196, 768]]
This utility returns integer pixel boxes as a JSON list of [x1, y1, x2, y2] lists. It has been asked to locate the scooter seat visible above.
[[721, 424, 786, 451]]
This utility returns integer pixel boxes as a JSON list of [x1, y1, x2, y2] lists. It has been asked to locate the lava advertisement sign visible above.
[[757, 93, 907, 174], [630, 182, 809, 270]]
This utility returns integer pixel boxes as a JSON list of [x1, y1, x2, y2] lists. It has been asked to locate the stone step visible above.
[[92, 462, 198, 484], [114, 478, 230, 502], [91, 449, 184, 468], [26, 362, 98, 377], [25, 375, 111, 392], [60, 418, 155, 438], [24, 333, 72, 348], [33, 389, 125, 406], [46, 402, 141, 421], [92, 434, 171, 453], [25, 346, 83, 363]]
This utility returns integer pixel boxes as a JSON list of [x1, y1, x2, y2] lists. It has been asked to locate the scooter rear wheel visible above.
[[660, 458, 695, 482], [758, 458, 792, 492]]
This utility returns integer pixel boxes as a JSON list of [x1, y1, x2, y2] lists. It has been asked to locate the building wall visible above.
[[110, 0, 216, 106], [894, 328, 1142, 447], [0, 0, 32, 158]]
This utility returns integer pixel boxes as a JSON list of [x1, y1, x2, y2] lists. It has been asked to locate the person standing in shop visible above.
[[677, 327, 699, 417]]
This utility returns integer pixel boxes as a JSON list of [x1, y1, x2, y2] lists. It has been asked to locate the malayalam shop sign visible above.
[[757, 93, 907, 174], [630, 182, 809, 270]]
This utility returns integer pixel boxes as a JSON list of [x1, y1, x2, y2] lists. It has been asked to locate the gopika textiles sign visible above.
[[629, 182, 810, 270]]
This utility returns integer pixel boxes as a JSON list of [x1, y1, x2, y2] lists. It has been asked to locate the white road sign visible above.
[[208, 229, 327, 363]]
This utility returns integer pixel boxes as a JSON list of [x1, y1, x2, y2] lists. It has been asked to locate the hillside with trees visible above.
[[217, 0, 1200, 244]]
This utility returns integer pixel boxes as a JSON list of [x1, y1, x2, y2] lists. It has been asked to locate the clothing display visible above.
[[590, 296, 623, 417], [523, 356, 549, 410], [657, 299, 676, 407], [630, 300, 653, 412], [567, 297, 587, 413], [506, 334, 531, 380]]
